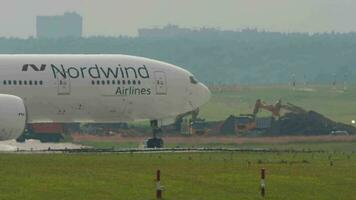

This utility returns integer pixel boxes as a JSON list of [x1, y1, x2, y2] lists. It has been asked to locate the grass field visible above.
[[78, 138, 356, 152], [3, 85, 355, 200], [0, 146, 355, 200], [199, 85, 356, 124]]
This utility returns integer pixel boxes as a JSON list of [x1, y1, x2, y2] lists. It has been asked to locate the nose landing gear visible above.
[[144, 120, 164, 148]]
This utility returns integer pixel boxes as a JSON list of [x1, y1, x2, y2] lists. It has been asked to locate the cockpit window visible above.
[[190, 76, 199, 84]]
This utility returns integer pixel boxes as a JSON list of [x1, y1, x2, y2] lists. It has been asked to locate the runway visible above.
[[0, 141, 271, 153], [0, 139, 86, 152], [0, 140, 325, 154]]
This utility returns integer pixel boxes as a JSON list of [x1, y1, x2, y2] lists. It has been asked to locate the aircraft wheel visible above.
[[146, 137, 164, 148]]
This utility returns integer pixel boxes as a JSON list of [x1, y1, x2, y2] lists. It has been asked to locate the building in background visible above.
[[138, 24, 229, 38], [36, 12, 82, 39], [138, 25, 193, 38]]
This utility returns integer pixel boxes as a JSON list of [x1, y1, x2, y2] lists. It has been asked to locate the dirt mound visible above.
[[268, 110, 356, 135], [219, 103, 356, 136]]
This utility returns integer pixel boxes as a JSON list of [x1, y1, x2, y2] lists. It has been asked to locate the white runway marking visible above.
[[0, 140, 85, 151]]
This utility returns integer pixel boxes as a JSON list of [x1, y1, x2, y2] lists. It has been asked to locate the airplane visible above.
[[0, 54, 211, 147]]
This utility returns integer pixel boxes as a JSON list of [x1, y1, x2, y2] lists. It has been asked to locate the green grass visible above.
[[0, 150, 355, 200], [9, 85, 355, 199], [200, 85, 356, 124], [79, 140, 140, 149], [78, 140, 356, 153]]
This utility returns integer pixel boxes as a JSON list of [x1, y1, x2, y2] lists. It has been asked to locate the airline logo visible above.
[[21, 64, 150, 80], [51, 64, 150, 79], [22, 63, 153, 96], [22, 64, 46, 72]]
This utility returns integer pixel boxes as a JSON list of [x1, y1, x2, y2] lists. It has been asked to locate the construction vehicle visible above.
[[232, 99, 284, 133], [173, 108, 208, 135], [253, 99, 283, 119], [190, 118, 207, 135], [16, 123, 81, 143], [235, 114, 256, 132], [221, 99, 356, 136], [253, 99, 306, 119], [81, 123, 128, 135], [223, 114, 272, 134], [174, 109, 199, 131], [16, 123, 65, 143], [221, 99, 289, 134]]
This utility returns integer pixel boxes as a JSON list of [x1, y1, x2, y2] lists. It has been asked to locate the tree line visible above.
[[0, 29, 355, 85]]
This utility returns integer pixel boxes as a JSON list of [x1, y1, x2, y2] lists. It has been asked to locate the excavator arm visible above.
[[253, 98, 307, 120], [253, 99, 283, 119]]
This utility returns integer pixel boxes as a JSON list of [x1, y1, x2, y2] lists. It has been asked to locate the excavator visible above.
[[253, 99, 283, 119], [174, 108, 207, 135], [253, 99, 304, 119], [234, 99, 301, 133]]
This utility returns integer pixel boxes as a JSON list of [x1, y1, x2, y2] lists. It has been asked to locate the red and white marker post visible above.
[[156, 169, 162, 199], [260, 168, 266, 197]]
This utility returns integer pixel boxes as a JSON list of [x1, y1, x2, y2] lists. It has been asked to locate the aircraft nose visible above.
[[200, 83, 211, 104], [191, 83, 211, 109]]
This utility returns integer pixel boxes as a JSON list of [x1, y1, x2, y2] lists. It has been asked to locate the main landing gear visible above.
[[144, 120, 164, 148]]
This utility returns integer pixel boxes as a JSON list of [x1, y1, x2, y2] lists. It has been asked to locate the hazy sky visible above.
[[1, 0, 356, 38]]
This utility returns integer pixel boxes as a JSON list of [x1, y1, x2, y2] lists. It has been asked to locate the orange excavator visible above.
[[253, 99, 283, 119], [223, 99, 306, 134], [235, 99, 287, 133], [253, 99, 304, 119]]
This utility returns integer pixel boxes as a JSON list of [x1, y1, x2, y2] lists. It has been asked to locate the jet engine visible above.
[[0, 94, 26, 140]]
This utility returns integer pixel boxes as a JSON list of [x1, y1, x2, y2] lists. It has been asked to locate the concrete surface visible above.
[[0, 139, 85, 151]]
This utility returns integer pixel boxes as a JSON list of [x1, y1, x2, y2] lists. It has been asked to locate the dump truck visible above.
[[221, 114, 273, 134], [191, 119, 208, 135], [235, 115, 256, 132], [220, 99, 283, 134]]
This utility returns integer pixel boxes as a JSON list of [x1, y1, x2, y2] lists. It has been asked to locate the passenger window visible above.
[[189, 76, 198, 84], [91, 80, 95, 85], [117, 80, 120, 85], [13, 80, 17, 85], [122, 80, 126, 85], [3, 80, 6, 85], [19, 80, 22, 85], [96, 80, 100, 85], [101, 80, 105, 85], [29, 81, 32, 85], [39, 80, 43, 85], [132, 80, 136, 85], [34, 81, 38, 85], [128, 80, 131, 85], [107, 80, 110, 85], [24, 80, 27, 85], [138, 80, 141, 85], [112, 80, 116, 84], [8, 80, 11, 85]]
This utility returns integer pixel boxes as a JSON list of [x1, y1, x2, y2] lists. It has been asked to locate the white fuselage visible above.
[[0, 55, 210, 123]]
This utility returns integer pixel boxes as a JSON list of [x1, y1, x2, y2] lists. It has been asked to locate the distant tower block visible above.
[[36, 12, 82, 39]]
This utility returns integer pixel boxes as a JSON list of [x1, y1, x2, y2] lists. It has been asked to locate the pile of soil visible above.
[[268, 111, 356, 135], [220, 103, 356, 136]]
